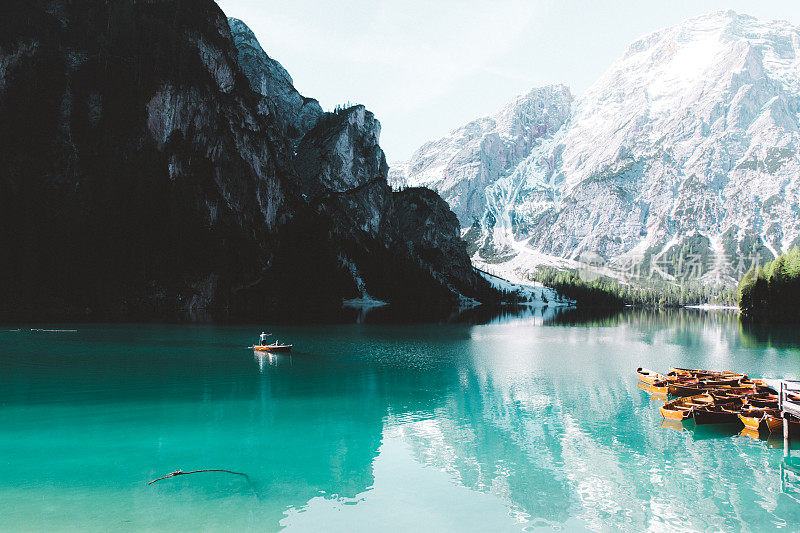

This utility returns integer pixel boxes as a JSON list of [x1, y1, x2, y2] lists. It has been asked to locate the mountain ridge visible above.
[[0, 0, 496, 321], [396, 10, 800, 287]]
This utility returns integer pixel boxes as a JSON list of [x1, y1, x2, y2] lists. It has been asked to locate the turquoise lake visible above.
[[3, 310, 800, 531]]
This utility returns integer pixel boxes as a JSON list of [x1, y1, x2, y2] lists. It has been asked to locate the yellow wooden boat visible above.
[[738, 409, 782, 432], [637, 367, 665, 385], [764, 414, 784, 433], [253, 343, 292, 353], [648, 379, 670, 394], [659, 393, 714, 420], [669, 367, 738, 376]]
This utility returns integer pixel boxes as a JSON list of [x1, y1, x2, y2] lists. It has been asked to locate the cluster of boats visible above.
[[637, 366, 792, 434]]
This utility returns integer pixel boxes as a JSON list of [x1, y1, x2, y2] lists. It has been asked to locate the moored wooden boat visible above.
[[693, 404, 742, 425], [669, 367, 740, 378], [705, 378, 744, 387], [738, 379, 758, 389], [637, 381, 668, 401], [761, 414, 782, 433], [659, 394, 714, 420], [637, 367, 665, 385], [668, 382, 705, 397], [705, 390, 751, 406], [649, 379, 671, 394], [669, 381, 752, 398], [744, 392, 779, 408], [753, 380, 776, 393], [738, 408, 782, 432], [765, 414, 787, 434]]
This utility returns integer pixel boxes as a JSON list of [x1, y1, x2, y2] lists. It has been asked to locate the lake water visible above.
[[3, 310, 800, 531]]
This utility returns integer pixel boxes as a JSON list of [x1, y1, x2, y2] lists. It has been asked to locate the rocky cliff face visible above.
[[0, 0, 493, 321], [400, 11, 800, 287], [228, 17, 322, 141], [295, 105, 489, 311]]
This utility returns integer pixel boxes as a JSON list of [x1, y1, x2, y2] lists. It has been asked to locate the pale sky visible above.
[[218, 0, 800, 162]]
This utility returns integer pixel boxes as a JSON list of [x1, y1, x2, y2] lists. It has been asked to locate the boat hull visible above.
[[693, 407, 741, 425], [636, 367, 665, 385], [660, 394, 714, 420], [668, 383, 704, 397], [660, 405, 693, 420], [253, 345, 292, 352]]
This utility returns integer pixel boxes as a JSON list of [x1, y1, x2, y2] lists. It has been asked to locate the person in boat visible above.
[[260, 332, 269, 346]]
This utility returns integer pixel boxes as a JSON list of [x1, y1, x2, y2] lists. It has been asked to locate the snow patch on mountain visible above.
[[475, 268, 574, 307]]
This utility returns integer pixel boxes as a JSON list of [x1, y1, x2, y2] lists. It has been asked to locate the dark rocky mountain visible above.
[[0, 0, 495, 322]]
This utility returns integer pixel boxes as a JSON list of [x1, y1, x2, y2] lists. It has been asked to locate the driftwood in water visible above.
[[148, 469, 249, 485]]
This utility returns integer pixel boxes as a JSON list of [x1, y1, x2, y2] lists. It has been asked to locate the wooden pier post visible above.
[[782, 380, 794, 457], [782, 381, 789, 457], [786, 416, 791, 458]]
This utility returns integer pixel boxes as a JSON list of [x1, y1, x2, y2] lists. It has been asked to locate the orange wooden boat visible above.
[[745, 393, 779, 408], [707, 389, 756, 405], [738, 408, 782, 432], [637, 367, 665, 385], [693, 404, 742, 425], [659, 394, 714, 420], [649, 379, 670, 394], [253, 343, 292, 353], [669, 367, 739, 378]]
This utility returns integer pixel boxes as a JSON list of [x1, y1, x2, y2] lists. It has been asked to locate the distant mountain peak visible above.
[[393, 83, 573, 226], [401, 11, 800, 286]]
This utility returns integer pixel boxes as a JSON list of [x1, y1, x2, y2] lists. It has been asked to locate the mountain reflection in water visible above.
[[2, 310, 800, 530]]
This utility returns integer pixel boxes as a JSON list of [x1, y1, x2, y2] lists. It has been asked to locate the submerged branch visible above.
[[148, 469, 250, 485]]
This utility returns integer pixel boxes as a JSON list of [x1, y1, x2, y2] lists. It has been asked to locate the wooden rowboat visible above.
[[738, 379, 758, 389], [648, 379, 671, 394], [659, 394, 714, 420], [668, 383, 705, 397], [745, 393, 779, 408], [701, 377, 745, 387], [738, 408, 782, 432], [668, 381, 752, 398], [708, 385, 757, 395], [253, 343, 292, 352], [669, 367, 739, 378], [637, 367, 665, 385], [637, 381, 668, 402], [708, 389, 755, 404], [693, 405, 742, 425]]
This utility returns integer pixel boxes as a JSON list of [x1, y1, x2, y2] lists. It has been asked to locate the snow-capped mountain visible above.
[[396, 10, 800, 285], [391, 85, 573, 226]]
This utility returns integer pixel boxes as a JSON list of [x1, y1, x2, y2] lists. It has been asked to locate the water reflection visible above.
[[3, 313, 800, 530], [782, 458, 800, 504], [253, 352, 293, 372], [369, 310, 800, 530], [739, 322, 800, 350], [257, 310, 800, 531]]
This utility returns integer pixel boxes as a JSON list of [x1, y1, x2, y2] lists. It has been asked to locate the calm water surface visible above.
[[2, 310, 800, 531]]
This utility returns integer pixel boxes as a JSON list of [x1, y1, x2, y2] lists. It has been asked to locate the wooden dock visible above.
[[779, 380, 800, 456]]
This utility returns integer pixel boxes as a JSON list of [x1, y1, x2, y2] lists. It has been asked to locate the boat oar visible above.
[[148, 469, 250, 485]]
